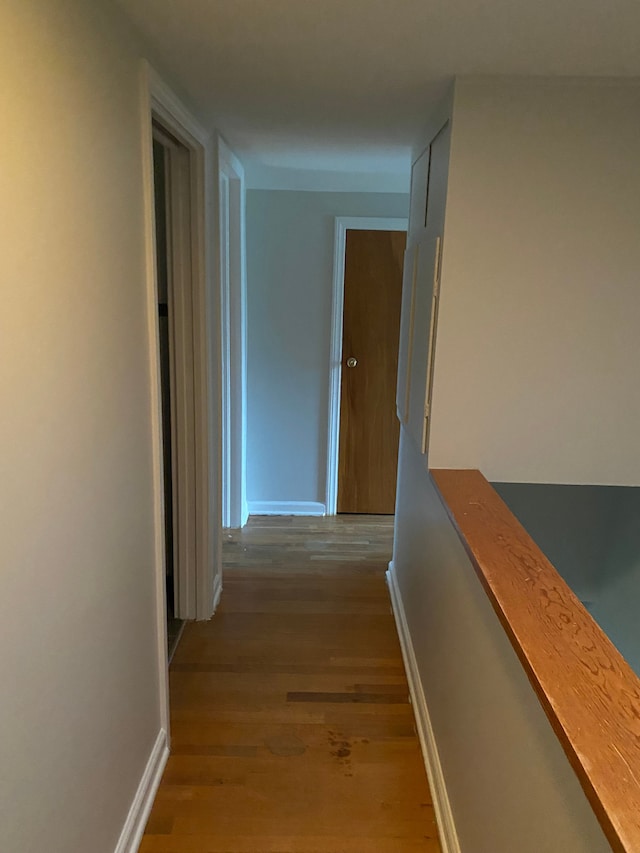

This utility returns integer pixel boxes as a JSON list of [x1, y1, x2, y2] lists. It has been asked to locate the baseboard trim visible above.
[[248, 501, 326, 516], [114, 728, 169, 853], [386, 562, 461, 853]]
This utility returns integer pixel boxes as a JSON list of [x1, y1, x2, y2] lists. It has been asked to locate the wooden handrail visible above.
[[430, 468, 640, 853]]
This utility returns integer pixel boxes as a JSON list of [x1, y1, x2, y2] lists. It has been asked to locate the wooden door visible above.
[[337, 229, 406, 514]]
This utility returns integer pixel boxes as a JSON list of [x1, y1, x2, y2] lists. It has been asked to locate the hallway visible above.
[[140, 516, 441, 852]]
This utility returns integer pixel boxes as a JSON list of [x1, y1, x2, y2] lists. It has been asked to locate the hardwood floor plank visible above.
[[140, 835, 440, 853], [142, 515, 441, 852], [286, 691, 409, 704]]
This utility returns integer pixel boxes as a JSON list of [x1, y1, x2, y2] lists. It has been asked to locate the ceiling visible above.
[[117, 0, 640, 189]]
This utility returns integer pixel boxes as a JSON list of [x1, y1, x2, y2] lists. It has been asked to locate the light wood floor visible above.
[[140, 516, 441, 853]]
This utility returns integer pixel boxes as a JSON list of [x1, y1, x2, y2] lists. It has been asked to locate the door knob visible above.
[[346, 357, 358, 368]]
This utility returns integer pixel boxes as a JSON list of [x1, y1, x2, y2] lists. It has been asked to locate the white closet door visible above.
[[403, 121, 451, 457]]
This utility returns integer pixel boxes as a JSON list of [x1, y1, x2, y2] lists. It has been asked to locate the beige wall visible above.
[[0, 1, 187, 850], [393, 431, 612, 852], [430, 77, 640, 485]]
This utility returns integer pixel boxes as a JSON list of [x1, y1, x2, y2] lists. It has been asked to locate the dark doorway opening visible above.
[[152, 129, 183, 660]]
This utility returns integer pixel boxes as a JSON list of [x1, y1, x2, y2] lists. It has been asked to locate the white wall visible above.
[[429, 77, 640, 485], [0, 1, 201, 850], [245, 189, 408, 511], [392, 432, 612, 853], [244, 161, 410, 194]]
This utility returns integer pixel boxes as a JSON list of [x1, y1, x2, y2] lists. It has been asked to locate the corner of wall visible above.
[[114, 730, 169, 853]]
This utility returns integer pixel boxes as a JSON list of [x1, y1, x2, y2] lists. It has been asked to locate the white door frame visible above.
[[140, 62, 221, 733], [325, 216, 408, 516], [218, 137, 248, 529]]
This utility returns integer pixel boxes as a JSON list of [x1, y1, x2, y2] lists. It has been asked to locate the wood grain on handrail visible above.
[[430, 468, 640, 853]]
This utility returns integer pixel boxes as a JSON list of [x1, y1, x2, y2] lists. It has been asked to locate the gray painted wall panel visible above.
[[492, 483, 620, 604], [590, 501, 640, 676], [495, 482, 640, 676]]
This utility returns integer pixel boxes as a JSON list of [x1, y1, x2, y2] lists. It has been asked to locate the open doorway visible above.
[[218, 139, 248, 530], [152, 126, 186, 659], [142, 66, 222, 708]]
